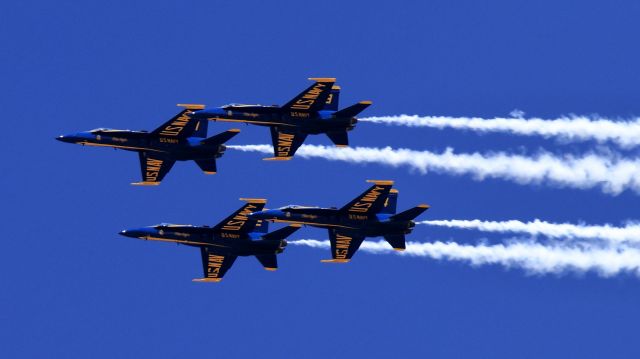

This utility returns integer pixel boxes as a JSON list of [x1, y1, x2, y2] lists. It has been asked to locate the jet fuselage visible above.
[[56, 129, 226, 161], [120, 224, 286, 257], [250, 208, 416, 238], [192, 106, 357, 135]]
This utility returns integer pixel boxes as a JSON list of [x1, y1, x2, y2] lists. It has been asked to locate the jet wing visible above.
[[282, 78, 336, 113], [264, 127, 307, 160], [151, 104, 207, 139], [193, 247, 237, 282], [212, 198, 267, 234], [321, 229, 365, 263], [339, 180, 394, 215], [131, 152, 175, 186]]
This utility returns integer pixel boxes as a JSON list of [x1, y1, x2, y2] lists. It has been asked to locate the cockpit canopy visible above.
[[153, 223, 193, 228], [222, 103, 277, 109], [89, 128, 111, 133]]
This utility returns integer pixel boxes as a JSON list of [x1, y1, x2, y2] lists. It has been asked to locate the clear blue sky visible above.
[[1, 1, 639, 358]]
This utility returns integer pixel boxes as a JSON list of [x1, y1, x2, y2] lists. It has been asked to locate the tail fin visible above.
[[192, 118, 208, 138], [333, 101, 372, 118], [326, 130, 349, 147], [253, 220, 269, 233], [201, 129, 240, 145], [380, 189, 398, 214], [390, 204, 430, 222], [322, 85, 340, 111], [256, 254, 278, 271], [384, 234, 406, 251], [261, 224, 301, 242]]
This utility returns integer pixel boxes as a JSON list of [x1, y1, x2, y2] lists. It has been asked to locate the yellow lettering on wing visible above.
[[159, 112, 190, 136], [334, 234, 352, 260], [276, 132, 295, 157], [145, 158, 163, 182], [221, 204, 258, 231], [349, 186, 385, 213], [207, 254, 225, 278], [290, 83, 327, 110]]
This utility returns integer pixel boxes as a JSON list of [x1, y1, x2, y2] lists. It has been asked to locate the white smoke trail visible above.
[[420, 219, 640, 244], [290, 239, 640, 277], [361, 115, 640, 149], [228, 145, 640, 195]]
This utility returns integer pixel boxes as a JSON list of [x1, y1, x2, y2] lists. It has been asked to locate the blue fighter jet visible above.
[[249, 180, 430, 262], [56, 104, 239, 185], [189, 78, 371, 160], [120, 198, 301, 282]]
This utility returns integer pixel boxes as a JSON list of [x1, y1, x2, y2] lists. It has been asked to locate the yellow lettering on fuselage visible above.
[[207, 254, 225, 278], [145, 158, 163, 182], [290, 112, 310, 118], [349, 186, 385, 213], [334, 234, 352, 259], [221, 204, 257, 231], [221, 232, 241, 239], [159, 137, 179, 144], [277, 133, 295, 157], [348, 214, 368, 221], [290, 83, 327, 110], [159, 112, 190, 136]]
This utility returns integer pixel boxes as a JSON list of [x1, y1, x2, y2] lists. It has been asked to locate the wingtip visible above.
[[335, 144, 349, 148], [203, 171, 217, 175], [228, 128, 241, 133], [192, 278, 222, 283], [239, 197, 267, 204], [264, 267, 278, 271], [417, 204, 431, 209], [308, 77, 336, 82], [263, 157, 293, 161], [359, 100, 373, 105], [177, 103, 205, 110], [393, 248, 406, 252], [320, 259, 351, 263], [366, 179, 394, 185], [289, 224, 303, 228], [131, 181, 161, 186]]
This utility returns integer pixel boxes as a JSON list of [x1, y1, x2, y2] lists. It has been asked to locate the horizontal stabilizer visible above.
[[255, 254, 278, 271], [384, 234, 406, 251], [195, 159, 217, 174], [333, 101, 372, 118], [326, 130, 349, 147], [261, 224, 301, 242], [201, 129, 240, 145], [390, 204, 430, 222]]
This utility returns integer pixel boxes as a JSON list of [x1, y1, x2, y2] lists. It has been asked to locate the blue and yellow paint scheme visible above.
[[189, 78, 371, 160], [56, 104, 240, 185], [249, 180, 430, 262], [119, 198, 301, 282]]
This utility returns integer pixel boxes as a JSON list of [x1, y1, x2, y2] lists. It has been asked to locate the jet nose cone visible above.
[[119, 228, 152, 239], [119, 229, 133, 238], [56, 135, 74, 143]]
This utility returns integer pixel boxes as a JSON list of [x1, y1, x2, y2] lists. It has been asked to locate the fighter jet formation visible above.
[[57, 78, 430, 281]]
